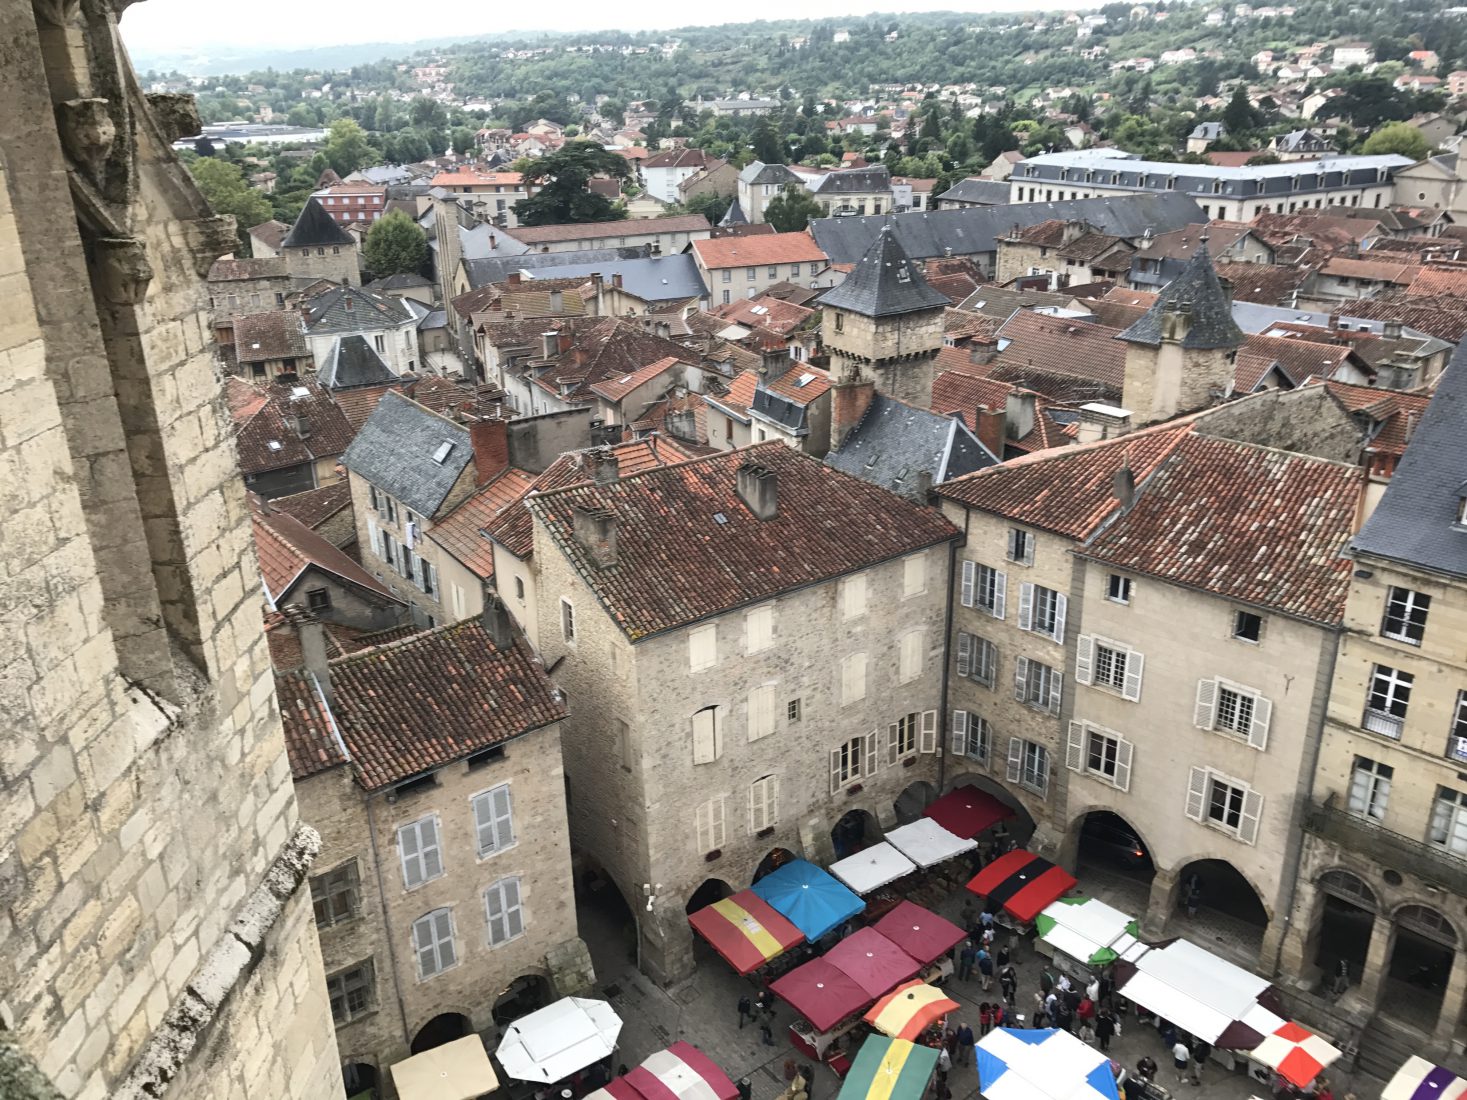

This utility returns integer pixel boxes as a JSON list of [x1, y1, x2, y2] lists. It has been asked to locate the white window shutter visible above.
[[829, 749, 842, 794], [1048, 671, 1063, 714], [951, 710, 969, 755], [1018, 583, 1034, 631], [887, 723, 900, 765], [1194, 679, 1219, 730], [1014, 655, 1030, 701], [1075, 635, 1095, 685], [919, 710, 937, 753], [367, 517, 380, 558], [748, 782, 761, 833], [1066, 721, 1085, 772], [1053, 593, 1067, 640], [993, 571, 1007, 619], [960, 560, 976, 607], [1122, 650, 1144, 702], [1006, 737, 1023, 783], [1113, 738, 1133, 792], [713, 707, 725, 759], [767, 776, 780, 828], [1238, 787, 1263, 845], [864, 729, 878, 776], [1185, 767, 1208, 822], [1023, 535, 1035, 566], [899, 630, 922, 683], [957, 632, 973, 677], [1247, 694, 1272, 750]]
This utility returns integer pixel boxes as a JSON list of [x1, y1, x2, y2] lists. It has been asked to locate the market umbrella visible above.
[[864, 980, 960, 1041], [688, 890, 804, 974], [885, 818, 977, 869], [824, 927, 922, 1000], [770, 957, 875, 1032], [872, 901, 966, 967], [750, 858, 865, 941], [1248, 1021, 1342, 1088], [831, 842, 918, 895], [626, 1043, 739, 1100], [390, 1035, 500, 1100], [837, 1035, 939, 1100], [966, 850, 1077, 923], [496, 997, 622, 1083], [976, 1028, 1121, 1100], [1034, 897, 1143, 966], [924, 785, 1013, 838], [1381, 1057, 1467, 1100]]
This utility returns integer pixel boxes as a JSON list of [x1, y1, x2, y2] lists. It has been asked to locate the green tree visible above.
[[751, 118, 784, 163], [451, 126, 478, 155], [364, 210, 429, 276], [682, 190, 732, 225], [1245, 151, 1280, 165], [763, 184, 823, 233], [1360, 121, 1430, 160], [188, 158, 272, 248], [512, 141, 632, 225], [323, 118, 375, 176], [1222, 87, 1261, 136]]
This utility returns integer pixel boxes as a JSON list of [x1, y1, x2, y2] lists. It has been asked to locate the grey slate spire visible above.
[[1117, 238, 1244, 350], [282, 197, 355, 249], [816, 221, 950, 318], [719, 198, 749, 227]]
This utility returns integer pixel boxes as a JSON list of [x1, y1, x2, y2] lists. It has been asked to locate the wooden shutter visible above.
[[399, 822, 422, 888], [486, 883, 507, 943], [951, 710, 969, 756], [899, 630, 922, 683], [1122, 650, 1144, 702], [367, 516, 380, 559], [747, 605, 773, 653], [864, 729, 878, 777], [829, 749, 843, 794], [490, 786, 513, 851], [1247, 693, 1272, 750], [1047, 670, 1063, 715], [749, 776, 778, 832], [1014, 656, 1030, 701], [1075, 635, 1095, 685], [1053, 593, 1067, 640], [1066, 721, 1085, 772], [993, 570, 1007, 619], [420, 818, 442, 881], [689, 624, 717, 671], [960, 560, 976, 607], [887, 723, 901, 765], [919, 710, 937, 753], [692, 708, 718, 763], [1238, 787, 1263, 845], [435, 909, 455, 968], [748, 685, 775, 741], [1006, 737, 1023, 783], [904, 554, 925, 597], [1194, 679, 1218, 729], [956, 632, 973, 677], [1185, 767, 1208, 822], [1018, 583, 1035, 631], [503, 878, 524, 940], [1113, 738, 1133, 792]]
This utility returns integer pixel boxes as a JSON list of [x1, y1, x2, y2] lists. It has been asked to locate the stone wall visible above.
[[0, 4, 338, 1096], [1193, 386, 1364, 464]]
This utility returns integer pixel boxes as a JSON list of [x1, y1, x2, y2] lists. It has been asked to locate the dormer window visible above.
[[1457, 481, 1467, 525]]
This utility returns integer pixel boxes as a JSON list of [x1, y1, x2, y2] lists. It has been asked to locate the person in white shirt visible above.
[[1172, 1040, 1190, 1083]]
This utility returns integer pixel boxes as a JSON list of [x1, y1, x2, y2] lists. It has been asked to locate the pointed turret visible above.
[[1118, 238, 1243, 350], [719, 198, 749, 227], [282, 197, 354, 250], [817, 221, 950, 318]]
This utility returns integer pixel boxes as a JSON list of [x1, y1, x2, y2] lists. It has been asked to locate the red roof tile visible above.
[[1234, 332, 1366, 391], [589, 355, 687, 402], [692, 233, 829, 269], [529, 443, 959, 640], [763, 365, 831, 405], [715, 297, 816, 336], [267, 482, 352, 529], [990, 312, 1127, 401], [426, 468, 537, 579], [251, 506, 398, 606], [932, 371, 1014, 431], [232, 380, 358, 475], [1407, 265, 1467, 299]]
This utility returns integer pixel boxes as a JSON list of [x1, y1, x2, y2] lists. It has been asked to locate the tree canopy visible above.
[[763, 184, 823, 233], [512, 142, 631, 225], [364, 211, 429, 276], [1360, 121, 1430, 161], [187, 158, 273, 248], [323, 118, 376, 176]]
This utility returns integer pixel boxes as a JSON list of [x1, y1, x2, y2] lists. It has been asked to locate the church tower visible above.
[[1117, 239, 1243, 426], [818, 223, 949, 447]]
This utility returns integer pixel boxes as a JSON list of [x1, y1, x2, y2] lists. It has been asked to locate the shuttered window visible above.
[[951, 711, 991, 764], [1194, 678, 1271, 749], [748, 684, 778, 741], [961, 561, 1007, 618], [691, 706, 724, 764], [695, 796, 727, 852], [1014, 657, 1063, 714], [749, 775, 779, 832], [841, 575, 868, 620], [1075, 635, 1144, 702], [1185, 767, 1262, 845], [1065, 721, 1133, 792], [471, 784, 515, 858], [412, 908, 456, 977], [840, 653, 867, 705], [898, 629, 924, 684], [903, 553, 926, 598], [829, 731, 877, 793], [1018, 584, 1066, 641], [1007, 738, 1049, 795], [746, 605, 774, 653], [957, 632, 999, 689], [689, 624, 718, 671], [397, 816, 443, 889], [484, 878, 525, 946]]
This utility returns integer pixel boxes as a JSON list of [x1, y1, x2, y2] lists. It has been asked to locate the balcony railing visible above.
[[1305, 795, 1467, 896], [1361, 708, 1404, 739]]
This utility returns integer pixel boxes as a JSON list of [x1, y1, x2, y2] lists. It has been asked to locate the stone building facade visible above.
[[0, 3, 339, 1097]]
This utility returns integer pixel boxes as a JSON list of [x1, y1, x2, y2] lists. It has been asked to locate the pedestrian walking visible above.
[[978, 1003, 992, 1036], [980, 907, 995, 930], [1095, 1011, 1116, 1053], [760, 1020, 775, 1047], [937, 1046, 952, 1076], [999, 964, 1018, 1006], [1039, 968, 1055, 996], [1031, 991, 1047, 1029], [1086, 976, 1101, 1003], [978, 946, 993, 990], [991, 1002, 1005, 1029], [956, 1022, 974, 1064], [756, 990, 775, 1020], [738, 995, 753, 1029], [1135, 1057, 1157, 1084], [1077, 996, 1096, 1042], [738, 1079, 752, 1100], [1190, 1040, 1210, 1086], [996, 941, 1011, 969], [958, 940, 977, 982], [1172, 1039, 1190, 1083]]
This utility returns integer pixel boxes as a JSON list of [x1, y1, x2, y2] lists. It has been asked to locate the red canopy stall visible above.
[[872, 902, 967, 967], [771, 958, 875, 1032], [823, 928, 922, 1001], [923, 785, 1012, 838], [967, 850, 1077, 924]]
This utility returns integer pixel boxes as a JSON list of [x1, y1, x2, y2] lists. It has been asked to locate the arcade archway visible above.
[[411, 1012, 472, 1055], [831, 809, 880, 860]]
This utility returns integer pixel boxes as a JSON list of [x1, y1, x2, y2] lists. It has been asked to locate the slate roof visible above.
[[281, 198, 354, 249], [719, 199, 750, 227], [692, 233, 829, 270], [528, 443, 959, 639], [1352, 337, 1467, 578], [808, 167, 892, 194], [369, 271, 433, 290], [461, 246, 650, 290], [277, 620, 566, 788], [1118, 243, 1245, 350], [208, 256, 287, 282], [427, 468, 537, 579], [268, 481, 352, 530], [517, 254, 708, 303], [816, 224, 950, 318], [827, 393, 998, 495], [739, 161, 800, 186], [933, 178, 1012, 206], [507, 214, 709, 245], [302, 285, 423, 335], [234, 311, 309, 364], [249, 219, 290, 251], [340, 391, 473, 517], [252, 505, 400, 608], [810, 193, 1205, 264], [1082, 432, 1357, 624], [317, 334, 396, 390]]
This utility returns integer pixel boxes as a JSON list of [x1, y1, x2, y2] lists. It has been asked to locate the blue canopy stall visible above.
[[750, 859, 865, 941]]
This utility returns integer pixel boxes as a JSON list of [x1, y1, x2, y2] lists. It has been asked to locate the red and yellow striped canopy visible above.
[[688, 890, 804, 974], [863, 980, 960, 1041]]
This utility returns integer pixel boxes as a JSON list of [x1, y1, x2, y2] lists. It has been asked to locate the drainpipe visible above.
[[366, 794, 414, 1048], [936, 508, 972, 804]]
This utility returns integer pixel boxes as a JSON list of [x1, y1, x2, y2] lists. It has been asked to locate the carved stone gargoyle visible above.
[[58, 97, 116, 192]]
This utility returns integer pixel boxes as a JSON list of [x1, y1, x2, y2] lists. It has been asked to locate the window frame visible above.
[[559, 598, 576, 644], [1185, 766, 1262, 844], [956, 631, 999, 689], [1347, 756, 1393, 821], [484, 876, 526, 946], [1006, 737, 1049, 796], [1429, 787, 1467, 856], [411, 907, 457, 979], [471, 783, 516, 860], [1007, 527, 1035, 566], [951, 709, 991, 764], [397, 815, 444, 890], [960, 561, 1008, 619], [1106, 574, 1132, 604], [1014, 656, 1062, 715], [311, 860, 361, 929], [1364, 663, 1413, 738], [1066, 720, 1133, 791], [1381, 585, 1431, 645], [748, 774, 779, 832], [326, 959, 376, 1025]]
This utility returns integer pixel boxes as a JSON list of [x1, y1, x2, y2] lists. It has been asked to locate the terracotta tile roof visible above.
[[1317, 380, 1432, 456], [932, 371, 1014, 430], [714, 297, 816, 336], [1407, 265, 1467, 298], [589, 355, 686, 402], [277, 621, 565, 788], [1319, 257, 1421, 285], [692, 233, 829, 269], [944, 309, 1000, 343], [1234, 332, 1365, 390], [528, 443, 959, 640], [250, 219, 290, 251], [430, 170, 524, 187], [267, 482, 352, 529], [1336, 296, 1467, 343], [1214, 261, 1308, 306], [508, 214, 708, 244], [226, 376, 269, 422], [936, 423, 1192, 540], [208, 256, 287, 282], [1008, 219, 1068, 247], [927, 271, 982, 304], [251, 506, 398, 606], [234, 310, 309, 363], [763, 364, 831, 405], [233, 380, 358, 475], [991, 311, 1127, 399], [643, 147, 718, 170], [426, 468, 537, 579], [1085, 299, 1148, 329], [331, 383, 398, 432], [705, 369, 759, 419], [1081, 432, 1356, 624]]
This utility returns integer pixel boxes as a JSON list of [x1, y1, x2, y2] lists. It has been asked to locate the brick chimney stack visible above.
[[831, 378, 876, 451], [469, 417, 509, 484]]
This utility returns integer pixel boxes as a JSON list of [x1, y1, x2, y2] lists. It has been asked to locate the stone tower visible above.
[[282, 196, 361, 286], [1117, 240, 1244, 426], [0, 3, 339, 1098], [818, 223, 949, 447]]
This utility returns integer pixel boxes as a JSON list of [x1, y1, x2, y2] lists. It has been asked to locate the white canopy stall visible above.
[[884, 819, 976, 869], [496, 997, 623, 1084], [1116, 939, 1272, 1047], [830, 842, 919, 894]]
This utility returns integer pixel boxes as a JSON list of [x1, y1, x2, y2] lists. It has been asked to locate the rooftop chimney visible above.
[[298, 614, 334, 705], [507, 270, 520, 286], [589, 446, 620, 485], [571, 504, 619, 568], [541, 331, 558, 358], [1004, 390, 1036, 441], [832, 377, 876, 451], [490, 233, 499, 250], [736, 462, 778, 520], [469, 417, 509, 484], [558, 331, 573, 355], [1113, 464, 1136, 508], [1075, 402, 1132, 445], [1384, 319, 1403, 339], [612, 272, 624, 289], [481, 592, 514, 648]]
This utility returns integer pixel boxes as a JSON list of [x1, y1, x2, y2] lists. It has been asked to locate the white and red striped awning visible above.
[[587, 1043, 738, 1100]]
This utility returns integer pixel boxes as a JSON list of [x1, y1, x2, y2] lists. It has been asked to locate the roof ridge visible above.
[[528, 438, 787, 504]]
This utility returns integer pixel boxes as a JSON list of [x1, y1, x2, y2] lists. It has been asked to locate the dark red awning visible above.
[[923, 785, 1013, 839]]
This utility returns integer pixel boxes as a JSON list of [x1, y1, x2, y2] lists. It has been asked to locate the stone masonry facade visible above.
[[0, 3, 338, 1097]]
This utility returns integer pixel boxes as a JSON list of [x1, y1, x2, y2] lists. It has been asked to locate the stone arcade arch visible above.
[[410, 1012, 473, 1055], [893, 780, 937, 825], [831, 808, 881, 860], [492, 973, 553, 1026]]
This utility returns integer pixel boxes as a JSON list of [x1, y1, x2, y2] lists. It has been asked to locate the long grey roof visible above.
[[810, 192, 1205, 264], [462, 246, 651, 290], [1117, 242, 1245, 350], [1352, 338, 1467, 577], [318, 334, 396, 390], [934, 178, 1012, 206], [826, 393, 998, 497], [462, 221, 531, 261], [340, 391, 472, 518], [302, 285, 423, 335], [282, 198, 354, 249], [739, 161, 800, 186], [809, 167, 892, 194], [521, 254, 708, 303], [817, 223, 949, 318]]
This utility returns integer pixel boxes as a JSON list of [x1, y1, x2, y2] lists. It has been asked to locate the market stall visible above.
[[495, 997, 622, 1083], [923, 785, 1013, 839], [976, 1027, 1121, 1100], [688, 890, 805, 975], [772, 958, 874, 1032], [864, 980, 959, 1041], [1034, 896, 1145, 979], [824, 927, 922, 1000], [1113, 939, 1274, 1047], [627, 1043, 739, 1100], [830, 843, 919, 895], [966, 850, 1077, 925], [1382, 1056, 1467, 1100], [837, 1035, 940, 1100], [884, 818, 977, 869], [752, 859, 866, 941], [1246, 1021, 1342, 1088], [390, 1035, 499, 1100], [871, 901, 966, 968]]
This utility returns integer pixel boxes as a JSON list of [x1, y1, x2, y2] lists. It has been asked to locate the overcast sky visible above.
[[120, 0, 1066, 52]]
